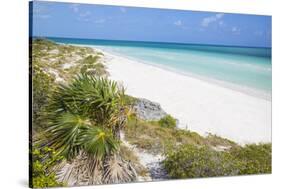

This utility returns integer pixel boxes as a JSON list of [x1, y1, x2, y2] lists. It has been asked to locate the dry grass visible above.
[[119, 145, 149, 177], [124, 116, 238, 154]]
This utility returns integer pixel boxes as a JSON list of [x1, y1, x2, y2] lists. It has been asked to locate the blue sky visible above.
[[31, 1, 272, 47]]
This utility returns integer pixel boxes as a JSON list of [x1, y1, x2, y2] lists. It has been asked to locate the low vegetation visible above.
[[229, 144, 272, 174], [31, 146, 65, 188], [32, 58, 57, 131], [32, 38, 107, 83], [163, 144, 239, 178], [124, 115, 271, 179], [124, 115, 237, 154], [158, 115, 177, 128], [163, 143, 271, 178], [80, 55, 108, 76]]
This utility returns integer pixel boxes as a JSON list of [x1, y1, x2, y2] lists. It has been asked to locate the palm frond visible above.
[[103, 154, 137, 184], [47, 74, 126, 129], [46, 112, 90, 160], [56, 151, 103, 186], [80, 127, 119, 160]]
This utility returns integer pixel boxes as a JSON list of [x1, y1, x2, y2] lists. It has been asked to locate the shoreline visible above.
[[65, 43, 271, 101], [64, 43, 271, 145]]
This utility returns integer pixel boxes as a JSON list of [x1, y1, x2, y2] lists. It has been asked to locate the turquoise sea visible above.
[[48, 37, 272, 96]]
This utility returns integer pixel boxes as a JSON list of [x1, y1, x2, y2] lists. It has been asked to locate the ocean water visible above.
[[48, 37, 272, 97]]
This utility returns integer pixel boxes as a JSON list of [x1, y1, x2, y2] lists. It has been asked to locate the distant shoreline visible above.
[[66, 43, 271, 101], [41, 36, 272, 50], [54, 42, 271, 144], [97, 47, 271, 145]]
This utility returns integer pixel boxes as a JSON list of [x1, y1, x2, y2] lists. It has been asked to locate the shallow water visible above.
[[49, 37, 272, 95]]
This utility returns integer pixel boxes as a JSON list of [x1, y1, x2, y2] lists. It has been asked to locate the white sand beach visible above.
[[99, 49, 271, 145]]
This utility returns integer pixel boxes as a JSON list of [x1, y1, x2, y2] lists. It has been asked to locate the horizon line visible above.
[[32, 35, 272, 49]]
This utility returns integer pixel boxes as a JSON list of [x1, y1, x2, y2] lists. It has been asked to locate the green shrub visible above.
[[32, 38, 56, 52], [80, 55, 107, 76], [158, 115, 177, 128], [32, 60, 56, 130], [230, 144, 271, 174], [31, 146, 64, 188], [163, 143, 272, 179], [163, 144, 239, 178], [123, 95, 137, 106]]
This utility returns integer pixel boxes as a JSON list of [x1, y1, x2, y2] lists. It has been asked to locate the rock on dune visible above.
[[133, 98, 167, 121]]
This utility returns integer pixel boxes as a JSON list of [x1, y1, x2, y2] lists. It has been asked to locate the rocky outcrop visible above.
[[133, 98, 167, 121]]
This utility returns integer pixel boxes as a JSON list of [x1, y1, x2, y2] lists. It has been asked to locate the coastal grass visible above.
[[32, 38, 106, 83], [124, 115, 237, 154]]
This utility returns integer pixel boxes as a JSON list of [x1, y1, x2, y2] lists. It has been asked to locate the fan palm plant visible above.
[[41, 74, 136, 185]]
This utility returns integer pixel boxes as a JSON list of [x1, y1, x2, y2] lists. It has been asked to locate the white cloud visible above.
[[201, 13, 224, 27], [174, 20, 183, 26], [120, 7, 127, 13], [69, 4, 93, 22]]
